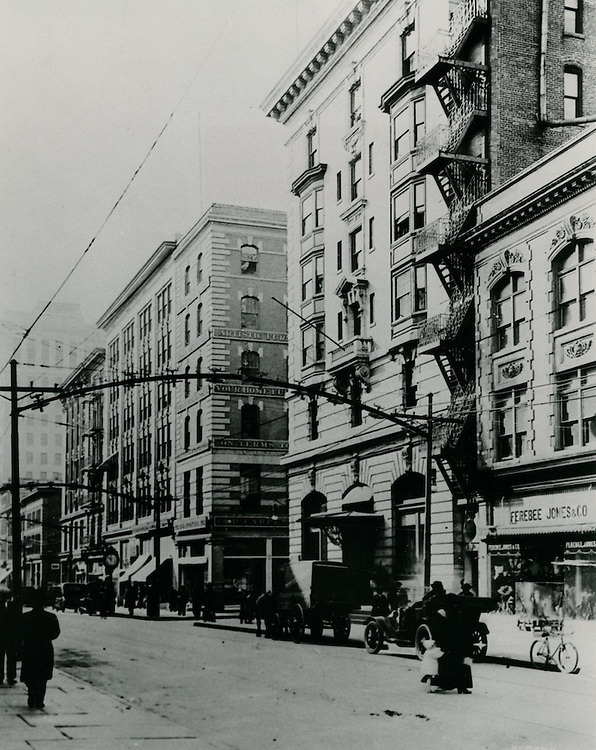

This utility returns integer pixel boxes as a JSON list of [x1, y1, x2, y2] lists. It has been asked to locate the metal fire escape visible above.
[[413, 0, 490, 505]]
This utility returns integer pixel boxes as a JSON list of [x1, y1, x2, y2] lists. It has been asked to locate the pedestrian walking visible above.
[[459, 580, 476, 597], [428, 594, 474, 694], [20, 589, 60, 709], [203, 583, 216, 622], [255, 591, 274, 637], [0, 596, 20, 686], [191, 584, 204, 620], [177, 586, 189, 617], [124, 586, 136, 617]]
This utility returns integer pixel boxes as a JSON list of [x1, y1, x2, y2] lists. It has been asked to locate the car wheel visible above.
[[471, 628, 488, 660], [364, 621, 384, 654], [415, 623, 433, 660]]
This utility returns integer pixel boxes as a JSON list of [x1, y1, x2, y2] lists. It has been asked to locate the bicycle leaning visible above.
[[529, 625, 579, 673]]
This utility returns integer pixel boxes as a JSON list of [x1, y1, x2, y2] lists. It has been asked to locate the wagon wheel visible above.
[[471, 628, 488, 660], [288, 605, 306, 643], [414, 623, 433, 660], [310, 615, 324, 641], [332, 615, 351, 644]]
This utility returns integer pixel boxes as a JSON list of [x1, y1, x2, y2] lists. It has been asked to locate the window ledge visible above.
[[563, 32, 585, 40]]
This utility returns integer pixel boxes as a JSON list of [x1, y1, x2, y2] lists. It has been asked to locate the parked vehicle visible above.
[[53, 583, 88, 612], [364, 596, 497, 660], [273, 560, 354, 644]]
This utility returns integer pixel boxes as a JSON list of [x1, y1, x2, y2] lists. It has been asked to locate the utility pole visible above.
[[10, 360, 22, 608], [424, 392, 433, 590]]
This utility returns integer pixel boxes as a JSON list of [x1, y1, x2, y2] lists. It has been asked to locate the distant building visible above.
[[21, 487, 61, 590], [172, 204, 288, 598], [60, 348, 106, 583], [263, 0, 596, 600]]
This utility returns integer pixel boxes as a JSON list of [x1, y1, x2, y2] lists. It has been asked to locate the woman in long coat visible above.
[[20, 590, 60, 709]]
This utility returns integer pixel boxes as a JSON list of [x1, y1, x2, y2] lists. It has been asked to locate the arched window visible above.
[[184, 314, 190, 345], [392, 472, 425, 576], [301, 491, 327, 561], [196, 253, 203, 283], [241, 296, 259, 329], [197, 303, 203, 336], [184, 365, 190, 398], [184, 265, 191, 295], [241, 403, 260, 438], [196, 409, 203, 443], [240, 244, 258, 273], [554, 240, 594, 329], [183, 416, 191, 450], [492, 272, 527, 350], [196, 357, 202, 391], [241, 350, 260, 377]]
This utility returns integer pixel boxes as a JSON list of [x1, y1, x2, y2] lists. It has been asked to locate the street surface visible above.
[[53, 612, 595, 750]]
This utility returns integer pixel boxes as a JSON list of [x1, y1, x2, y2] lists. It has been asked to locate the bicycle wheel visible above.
[[557, 641, 579, 673], [530, 639, 550, 668]]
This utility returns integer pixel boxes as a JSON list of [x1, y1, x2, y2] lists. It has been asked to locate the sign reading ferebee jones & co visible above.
[[494, 492, 596, 532]]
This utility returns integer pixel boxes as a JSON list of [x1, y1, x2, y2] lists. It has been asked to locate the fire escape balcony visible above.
[[418, 283, 473, 354], [413, 217, 449, 261], [432, 381, 476, 455], [327, 336, 373, 375], [414, 124, 487, 179], [446, 0, 488, 60]]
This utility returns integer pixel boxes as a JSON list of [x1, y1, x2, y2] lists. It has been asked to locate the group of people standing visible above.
[[0, 590, 60, 709]]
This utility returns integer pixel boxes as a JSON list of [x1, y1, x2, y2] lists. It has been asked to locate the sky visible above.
[[0, 0, 347, 362]]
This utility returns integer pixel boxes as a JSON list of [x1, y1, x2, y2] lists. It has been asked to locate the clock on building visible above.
[[103, 547, 120, 570]]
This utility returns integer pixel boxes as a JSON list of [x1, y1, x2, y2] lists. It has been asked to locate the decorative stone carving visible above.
[[500, 361, 524, 379], [550, 213, 595, 253], [564, 337, 593, 359], [487, 247, 525, 285]]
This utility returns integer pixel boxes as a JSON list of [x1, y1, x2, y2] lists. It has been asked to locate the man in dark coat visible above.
[[20, 589, 60, 709], [0, 597, 20, 685]]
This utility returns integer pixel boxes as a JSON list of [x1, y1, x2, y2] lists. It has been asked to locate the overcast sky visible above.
[[0, 0, 346, 350]]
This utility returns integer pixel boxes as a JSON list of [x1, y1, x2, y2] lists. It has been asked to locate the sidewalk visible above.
[[0, 670, 203, 750]]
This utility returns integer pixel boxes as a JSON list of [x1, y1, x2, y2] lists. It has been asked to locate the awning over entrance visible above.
[[120, 552, 152, 582], [130, 555, 172, 584], [341, 484, 374, 509]]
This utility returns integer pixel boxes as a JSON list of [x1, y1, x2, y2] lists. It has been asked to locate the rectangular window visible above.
[[337, 311, 344, 341], [368, 217, 374, 249], [301, 260, 313, 301], [413, 182, 426, 230], [183, 471, 191, 518], [350, 155, 363, 200], [402, 24, 416, 75], [369, 292, 375, 324], [393, 189, 410, 240], [495, 387, 528, 459], [392, 271, 411, 321], [557, 367, 596, 448], [393, 108, 409, 161], [350, 226, 363, 271], [564, 67, 582, 119], [301, 193, 313, 235], [336, 171, 342, 201], [414, 265, 427, 312], [413, 98, 426, 145], [315, 255, 324, 295], [368, 142, 374, 175], [402, 358, 417, 407], [350, 80, 362, 127], [315, 321, 325, 361], [336, 240, 343, 271], [195, 467, 204, 515], [564, 0, 582, 34], [302, 329, 313, 367], [239, 465, 261, 512], [307, 128, 317, 168], [308, 397, 319, 441], [314, 189, 324, 227]]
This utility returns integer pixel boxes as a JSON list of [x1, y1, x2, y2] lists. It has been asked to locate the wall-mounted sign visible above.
[[494, 491, 596, 533]]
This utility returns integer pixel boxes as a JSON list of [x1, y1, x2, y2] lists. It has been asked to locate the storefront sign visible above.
[[213, 515, 287, 528], [212, 327, 287, 343], [213, 383, 286, 398], [494, 491, 596, 533]]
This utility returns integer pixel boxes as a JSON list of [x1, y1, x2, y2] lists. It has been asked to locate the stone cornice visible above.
[[263, 0, 392, 123], [379, 73, 417, 113], [291, 163, 328, 196], [459, 158, 596, 251]]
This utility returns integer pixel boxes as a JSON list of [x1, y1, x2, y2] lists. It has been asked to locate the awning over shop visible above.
[[553, 559, 596, 568], [120, 552, 152, 582], [485, 527, 596, 544], [307, 510, 384, 528], [130, 555, 172, 584]]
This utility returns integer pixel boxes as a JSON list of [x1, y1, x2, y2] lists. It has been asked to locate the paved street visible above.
[[15, 611, 588, 749]]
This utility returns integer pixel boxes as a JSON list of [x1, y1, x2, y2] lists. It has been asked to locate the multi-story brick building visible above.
[[173, 204, 288, 599], [21, 487, 61, 590], [60, 348, 106, 583], [263, 0, 595, 601]]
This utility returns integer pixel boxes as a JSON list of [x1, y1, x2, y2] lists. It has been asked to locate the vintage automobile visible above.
[[53, 583, 88, 612], [273, 560, 354, 644], [364, 596, 498, 660]]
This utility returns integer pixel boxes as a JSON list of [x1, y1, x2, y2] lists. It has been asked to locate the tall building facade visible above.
[[96, 241, 178, 598], [60, 348, 106, 583], [263, 0, 595, 601], [468, 128, 596, 615], [173, 204, 288, 597]]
